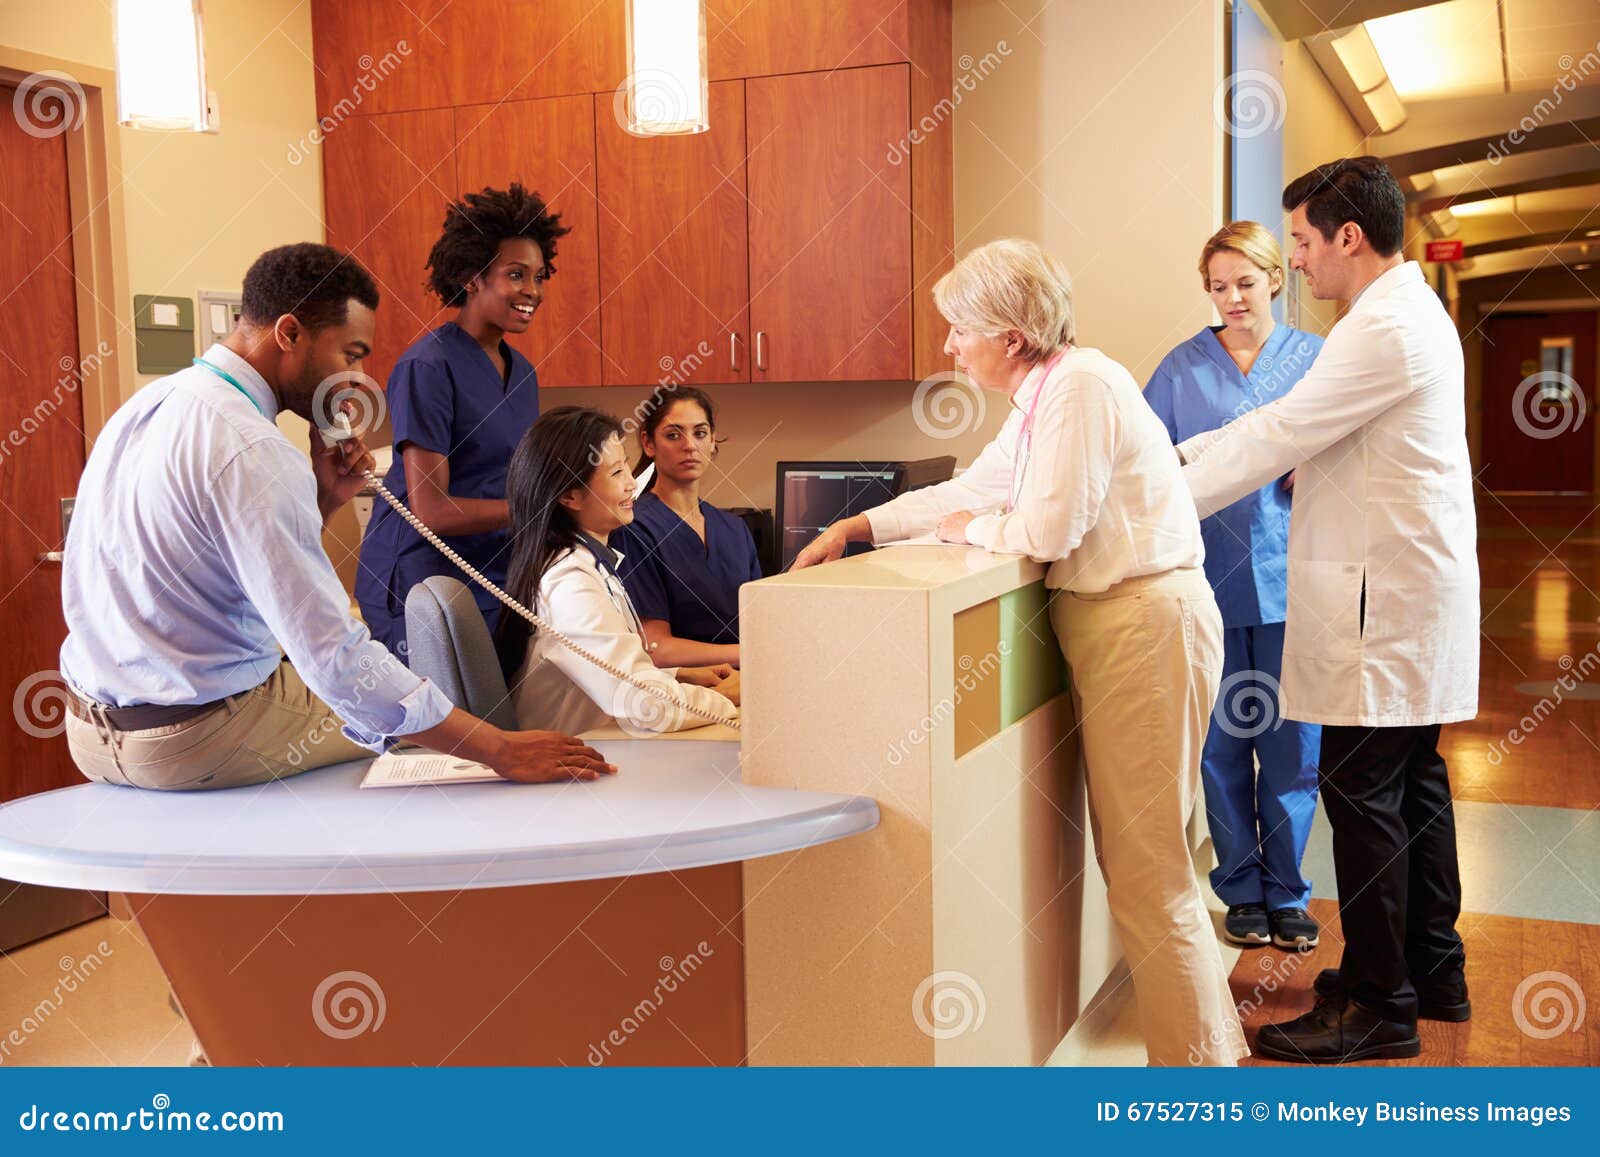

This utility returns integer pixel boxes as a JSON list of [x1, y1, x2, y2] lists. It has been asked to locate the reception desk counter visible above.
[[740, 544, 1122, 1065]]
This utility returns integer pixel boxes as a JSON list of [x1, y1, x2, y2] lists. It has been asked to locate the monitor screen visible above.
[[776, 464, 898, 572]]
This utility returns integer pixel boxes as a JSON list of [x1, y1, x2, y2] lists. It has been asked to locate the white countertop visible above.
[[0, 739, 878, 896]]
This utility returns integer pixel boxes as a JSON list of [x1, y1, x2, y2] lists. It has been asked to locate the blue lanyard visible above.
[[192, 356, 264, 417]]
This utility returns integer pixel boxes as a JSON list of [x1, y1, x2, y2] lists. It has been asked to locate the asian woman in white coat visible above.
[[494, 407, 740, 736], [1179, 157, 1477, 1065], [794, 239, 1248, 1067]]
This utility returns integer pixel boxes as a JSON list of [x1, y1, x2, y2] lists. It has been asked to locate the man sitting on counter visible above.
[[58, 243, 613, 791]]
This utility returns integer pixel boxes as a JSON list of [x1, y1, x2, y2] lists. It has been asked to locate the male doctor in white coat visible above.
[[1177, 157, 1478, 1064]]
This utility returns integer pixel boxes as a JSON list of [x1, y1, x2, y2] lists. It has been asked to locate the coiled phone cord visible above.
[[361, 467, 741, 731]]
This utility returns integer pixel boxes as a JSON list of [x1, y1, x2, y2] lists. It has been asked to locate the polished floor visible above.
[[3, 499, 1597, 1066]]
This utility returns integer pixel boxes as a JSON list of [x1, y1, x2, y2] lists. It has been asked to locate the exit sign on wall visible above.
[[1425, 239, 1465, 262]]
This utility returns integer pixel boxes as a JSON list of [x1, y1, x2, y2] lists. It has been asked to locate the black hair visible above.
[[426, 183, 570, 308], [494, 405, 626, 681], [1282, 156, 1406, 258], [240, 243, 379, 331], [632, 386, 723, 489]]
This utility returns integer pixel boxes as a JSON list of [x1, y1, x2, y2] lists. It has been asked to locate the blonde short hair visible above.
[[932, 238, 1074, 360], [1198, 221, 1285, 298]]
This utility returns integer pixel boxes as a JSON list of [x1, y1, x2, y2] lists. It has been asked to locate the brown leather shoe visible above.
[[1312, 967, 1472, 1022], [1255, 999, 1421, 1064]]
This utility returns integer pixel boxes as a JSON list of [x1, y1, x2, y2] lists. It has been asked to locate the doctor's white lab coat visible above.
[[1178, 261, 1478, 728]]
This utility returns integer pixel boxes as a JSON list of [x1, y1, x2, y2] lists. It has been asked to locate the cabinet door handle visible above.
[[730, 332, 741, 373], [37, 551, 63, 564], [755, 330, 767, 372]]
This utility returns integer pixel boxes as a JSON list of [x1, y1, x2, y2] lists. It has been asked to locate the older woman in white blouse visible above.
[[795, 239, 1245, 1066]]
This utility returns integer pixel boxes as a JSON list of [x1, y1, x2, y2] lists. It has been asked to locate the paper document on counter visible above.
[[360, 750, 501, 788]]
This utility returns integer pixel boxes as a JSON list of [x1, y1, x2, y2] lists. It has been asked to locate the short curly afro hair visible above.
[[426, 183, 571, 308], [241, 243, 379, 331]]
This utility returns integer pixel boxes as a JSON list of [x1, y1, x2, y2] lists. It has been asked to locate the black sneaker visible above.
[[1269, 906, 1319, 950], [1313, 968, 1472, 1022], [1224, 903, 1271, 946]]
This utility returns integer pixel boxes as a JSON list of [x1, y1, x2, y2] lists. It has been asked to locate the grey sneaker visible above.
[[1224, 903, 1271, 946], [1269, 906, 1319, 950]]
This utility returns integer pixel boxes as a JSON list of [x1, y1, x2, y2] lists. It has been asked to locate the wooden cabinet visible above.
[[455, 95, 603, 389], [747, 65, 912, 382], [707, 0, 910, 81], [321, 108, 458, 391], [310, 0, 454, 120], [597, 80, 749, 387], [443, 0, 626, 108]]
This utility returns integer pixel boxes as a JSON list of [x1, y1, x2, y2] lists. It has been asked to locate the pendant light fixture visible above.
[[621, 0, 709, 136], [115, 0, 212, 131]]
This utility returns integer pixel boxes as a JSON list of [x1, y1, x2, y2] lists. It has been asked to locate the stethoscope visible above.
[[1006, 347, 1069, 513], [575, 531, 656, 653], [193, 356, 266, 416]]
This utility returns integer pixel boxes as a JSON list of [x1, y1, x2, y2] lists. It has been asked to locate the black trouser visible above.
[[1317, 723, 1466, 1024]]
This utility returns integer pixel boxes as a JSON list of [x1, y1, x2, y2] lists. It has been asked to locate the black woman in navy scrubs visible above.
[[610, 387, 763, 668], [357, 184, 566, 658]]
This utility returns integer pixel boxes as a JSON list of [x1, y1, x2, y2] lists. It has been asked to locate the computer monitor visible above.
[[774, 457, 956, 572]]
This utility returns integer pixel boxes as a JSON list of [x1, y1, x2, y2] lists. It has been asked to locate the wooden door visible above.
[[747, 65, 912, 382], [322, 108, 458, 392], [1480, 311, 1596, 493], [708, 0, 909, 80], [0, 84, 107, 948], [597, 80, 749, 387], [456, 95, 603, 388]]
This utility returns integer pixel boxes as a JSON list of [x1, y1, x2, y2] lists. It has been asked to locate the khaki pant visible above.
[[65, 661, 369, 791], [1051, 566, 1248, 1066]]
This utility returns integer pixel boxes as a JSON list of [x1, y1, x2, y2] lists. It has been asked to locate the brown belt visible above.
[[68, 693, 230, 732]]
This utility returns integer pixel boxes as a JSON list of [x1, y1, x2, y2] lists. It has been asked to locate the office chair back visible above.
[[403, 576, 519, 731]]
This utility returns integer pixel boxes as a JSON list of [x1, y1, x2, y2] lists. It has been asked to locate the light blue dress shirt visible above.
[[59, 345, 454, 751], [1143, 324, 1323, 628]]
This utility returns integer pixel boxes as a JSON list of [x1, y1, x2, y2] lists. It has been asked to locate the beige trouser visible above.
[[1051, 566, 1248, 1066], [65, 660, 370, 791]]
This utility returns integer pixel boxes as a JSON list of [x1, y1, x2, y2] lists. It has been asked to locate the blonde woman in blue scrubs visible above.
[[1143, 221, 1324, 954]]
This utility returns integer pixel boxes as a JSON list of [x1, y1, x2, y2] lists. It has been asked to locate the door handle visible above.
[[730, 332, 741, 373], [37, 551, 63, 564], [755, 330, 767, 372]]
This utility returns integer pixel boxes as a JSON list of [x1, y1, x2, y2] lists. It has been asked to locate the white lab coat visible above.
[[1179, 261, 1478, 728], [510, 544, 735, 736]]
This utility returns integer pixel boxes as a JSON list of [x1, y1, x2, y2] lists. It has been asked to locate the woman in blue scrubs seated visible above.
[[357, 183, 562, 658], [610, 387, 763, 669], [1143, 220, 1324, 952], [495, 406, 740, 735]]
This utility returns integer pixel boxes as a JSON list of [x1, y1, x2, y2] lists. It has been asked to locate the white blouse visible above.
[[866, 346, 1204, 592], [510, 543, 737, 736]]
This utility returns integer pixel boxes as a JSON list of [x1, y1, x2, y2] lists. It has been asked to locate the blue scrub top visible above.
[[356, 322, 540, 650], [609, 492, 763, 645], [1143, 324, 1323, 628]]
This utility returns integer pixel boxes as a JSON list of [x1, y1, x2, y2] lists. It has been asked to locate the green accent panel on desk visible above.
[[998, 582, 1069, 727], [952, 598, 1002, 759]]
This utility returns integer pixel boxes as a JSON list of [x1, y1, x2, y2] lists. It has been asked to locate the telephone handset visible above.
[[333, 413, 740, 731]]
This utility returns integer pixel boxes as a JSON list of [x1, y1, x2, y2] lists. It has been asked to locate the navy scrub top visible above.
[[356, 322, 539, 659], [1142, 324, 1322, 629], [609, 491, 763, 646]]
